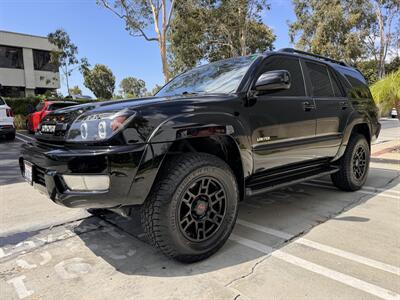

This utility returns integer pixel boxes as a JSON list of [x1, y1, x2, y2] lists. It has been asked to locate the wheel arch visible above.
[[332, 119, 372, 162], [167, 135, 246, 201], [127, 114, 252, 206]]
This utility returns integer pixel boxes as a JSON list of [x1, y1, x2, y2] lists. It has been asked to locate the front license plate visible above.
[[41, 124, 56, 133], [24, 161, 33, 184]]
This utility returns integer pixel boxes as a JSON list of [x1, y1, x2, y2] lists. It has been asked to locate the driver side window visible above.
[[260, 56, 306, 97]]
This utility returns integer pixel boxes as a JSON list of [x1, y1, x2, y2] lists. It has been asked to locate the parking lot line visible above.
[[237, 219, 400, 276], [310, 179, 400, 197], [236, 219, 293, 240], [230, 234, 400, 300], [302, 182, 399, 200], [16, 132, 34, 141], [295, 238, 400, 276], [15, 135, 30, 143]]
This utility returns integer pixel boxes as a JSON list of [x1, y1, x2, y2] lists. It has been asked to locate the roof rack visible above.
[[278, 48, 349, 67]]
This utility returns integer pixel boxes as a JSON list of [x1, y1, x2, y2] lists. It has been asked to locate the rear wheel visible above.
[[331, 134, 370, 191], [141, 153, 239, 263]]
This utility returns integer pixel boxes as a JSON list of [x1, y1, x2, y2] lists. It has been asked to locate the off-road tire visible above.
[[331, 133, 370, 191], [141, 152, 239, 263]]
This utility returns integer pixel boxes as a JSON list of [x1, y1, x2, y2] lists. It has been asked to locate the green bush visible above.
[[5, 97, 41, 116], [13, 114, 27, 130], [4, 96, 101, 116]]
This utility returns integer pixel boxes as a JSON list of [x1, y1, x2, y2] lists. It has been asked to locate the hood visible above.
[[34, 95, 193, 144], [35, 93, 235, 144]]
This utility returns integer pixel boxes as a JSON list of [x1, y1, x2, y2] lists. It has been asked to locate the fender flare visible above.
[[125, 112, 251, 205], [332, 115, 372, 161]]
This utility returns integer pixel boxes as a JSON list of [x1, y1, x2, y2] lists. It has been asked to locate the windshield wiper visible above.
[[181, 91, 199, 95]]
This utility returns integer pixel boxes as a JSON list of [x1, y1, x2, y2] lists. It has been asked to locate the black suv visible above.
[[20, 48, 380, 262]]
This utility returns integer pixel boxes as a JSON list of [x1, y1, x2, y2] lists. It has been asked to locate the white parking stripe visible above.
[[272, 250, 400, 300], [16, 132, 34, 141], [230, 234, 400, 300], [302, 182, 399, 200], [15, 135, 29, 143], [237, 219, 400, 276], [296, 238, 400, 276], [311, 179, 400, 197], [236, 219, 292, 240]]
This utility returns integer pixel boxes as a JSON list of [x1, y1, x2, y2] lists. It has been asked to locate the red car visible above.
[[26, 101, 77, 133]]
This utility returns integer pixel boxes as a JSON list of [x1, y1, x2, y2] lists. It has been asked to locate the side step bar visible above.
[[245, 165, 339, 197]]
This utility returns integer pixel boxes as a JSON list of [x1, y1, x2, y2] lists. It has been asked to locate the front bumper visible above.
[[19, 141, 146, 208]]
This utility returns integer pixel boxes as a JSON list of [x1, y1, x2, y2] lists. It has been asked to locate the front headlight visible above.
[[66, 109, 136, 142]]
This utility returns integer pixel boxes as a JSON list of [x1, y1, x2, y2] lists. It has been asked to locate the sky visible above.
[[0, 0, 296, 97]]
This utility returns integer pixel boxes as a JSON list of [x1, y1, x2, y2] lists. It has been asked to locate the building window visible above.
[[0, 45, 24, 69], [33, 50, 58, 72], [0, 86, 25, 97]]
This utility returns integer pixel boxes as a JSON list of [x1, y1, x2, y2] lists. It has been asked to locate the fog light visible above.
[[62, 175, 110, 191]]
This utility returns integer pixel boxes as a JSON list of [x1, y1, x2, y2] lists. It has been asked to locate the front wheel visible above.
[[141, 153, 239, 263], [331, 133, 370, 191]]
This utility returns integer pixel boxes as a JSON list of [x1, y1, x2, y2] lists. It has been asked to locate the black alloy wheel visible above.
[[178, 177, 227, 242]]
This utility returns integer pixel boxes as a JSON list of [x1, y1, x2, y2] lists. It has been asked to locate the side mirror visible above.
[[255, 70, 291, 91]]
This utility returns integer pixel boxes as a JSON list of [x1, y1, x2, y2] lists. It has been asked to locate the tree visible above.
[[169, 0, 275, 73], [119, 76, 147, 97], [356, 60, 379, 84], [386, 56, 400, 74], [98, 0, 176, 83], [366, 0, 400, 78], [69, 86, 82, 96], [48, 29, 79, 95], [151, 84, 163, 95], [82, 64, 116, 99], [289, 0, 373, 64], [370, 69, 400, 119]]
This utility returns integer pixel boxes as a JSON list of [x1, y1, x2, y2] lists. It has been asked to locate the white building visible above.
[[0, 30, 60, 97]]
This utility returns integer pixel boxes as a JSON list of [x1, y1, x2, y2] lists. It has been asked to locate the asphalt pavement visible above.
[[0, 119, 399, 300]]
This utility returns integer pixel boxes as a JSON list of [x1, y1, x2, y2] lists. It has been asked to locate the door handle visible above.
[[302, 101, 315, 111]]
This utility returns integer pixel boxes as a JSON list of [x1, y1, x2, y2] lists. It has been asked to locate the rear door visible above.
[[302, 60, 351, 158], [248, 55, 317, 172]]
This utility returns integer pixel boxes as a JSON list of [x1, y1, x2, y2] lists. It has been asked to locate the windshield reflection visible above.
[[156, 55, 258, 97]]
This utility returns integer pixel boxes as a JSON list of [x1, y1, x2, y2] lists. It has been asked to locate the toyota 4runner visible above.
[[20, 48, 380, 262]]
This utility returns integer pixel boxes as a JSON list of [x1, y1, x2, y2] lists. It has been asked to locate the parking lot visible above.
[[1, 119, 399, 300]]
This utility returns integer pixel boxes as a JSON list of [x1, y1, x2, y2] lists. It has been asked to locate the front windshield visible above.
[[156, 55, 258, 97]]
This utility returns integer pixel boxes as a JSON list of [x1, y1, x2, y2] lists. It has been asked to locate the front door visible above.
[[247, 55, 317, 173]]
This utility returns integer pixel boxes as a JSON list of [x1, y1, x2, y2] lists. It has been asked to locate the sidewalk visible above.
[[371, 139, 400, 164]]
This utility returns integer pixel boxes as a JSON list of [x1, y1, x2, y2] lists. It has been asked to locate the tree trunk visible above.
[[150, 0, 170, 83], [159, 37, 170, 83], [64, 65, 70, 95], [375, 4, 386, 79]]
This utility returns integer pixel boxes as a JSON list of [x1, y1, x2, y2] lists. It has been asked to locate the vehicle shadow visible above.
[[0, 138, 24, 185], [75, 166, 397, 277]]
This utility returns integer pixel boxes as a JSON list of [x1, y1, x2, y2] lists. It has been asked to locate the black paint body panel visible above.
[[19, 51, 380, 209]]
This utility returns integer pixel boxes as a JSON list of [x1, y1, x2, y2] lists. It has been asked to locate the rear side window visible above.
[[0, 98, 5, 105], [329, 69, 343, 97], [305, 62, 334, 97], [260, 56, 306, 96], [339, 67, 371, 99]]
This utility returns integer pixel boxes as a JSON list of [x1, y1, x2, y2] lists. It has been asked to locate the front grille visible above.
[[34, 166, 46, 186]]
